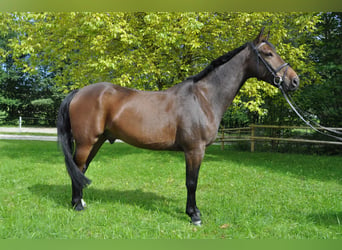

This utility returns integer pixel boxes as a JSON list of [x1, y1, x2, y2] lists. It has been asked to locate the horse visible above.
[[57, 28, 299, 226]]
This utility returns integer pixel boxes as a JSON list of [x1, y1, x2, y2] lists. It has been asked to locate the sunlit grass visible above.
[[0, 140, 341, 239]]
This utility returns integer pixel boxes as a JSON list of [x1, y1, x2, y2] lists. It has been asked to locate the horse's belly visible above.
[[109, 117, 178, 150], [117, 129, 178, 150]]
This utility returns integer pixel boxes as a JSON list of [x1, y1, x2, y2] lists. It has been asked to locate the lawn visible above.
[[0, 140, 341, 239]]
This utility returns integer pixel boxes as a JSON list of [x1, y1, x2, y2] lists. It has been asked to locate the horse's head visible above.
[[250, 28, 299, 92]]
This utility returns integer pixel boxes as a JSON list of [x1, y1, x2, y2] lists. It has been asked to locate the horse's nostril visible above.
[[292, 77, 299, 88]]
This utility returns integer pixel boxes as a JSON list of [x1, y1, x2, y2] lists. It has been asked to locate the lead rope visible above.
[[284, 89, 342, 136], [279, 85, 342, 142]]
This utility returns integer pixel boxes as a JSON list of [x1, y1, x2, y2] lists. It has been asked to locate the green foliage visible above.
[[0, 61, 64, 126], [0, 16, 65, 126], [298, 12, 342, 127], [223, 13, 342, 128], [31, 98, 54, 106], [252, 12, 342, 128], [2, 12, 320, 116]]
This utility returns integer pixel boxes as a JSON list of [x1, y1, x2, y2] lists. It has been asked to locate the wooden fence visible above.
[[217, 124, 342, 152]]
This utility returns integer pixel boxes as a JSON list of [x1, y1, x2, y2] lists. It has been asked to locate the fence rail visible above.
[[0, 116, 56, 127], [217, 124, 342, 152]]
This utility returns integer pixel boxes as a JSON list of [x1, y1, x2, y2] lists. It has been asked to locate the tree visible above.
[[299, 12, 342, 127], [0, 14, 65, 126], [0, 58, 64, 126], [2, 12, 320, 118]]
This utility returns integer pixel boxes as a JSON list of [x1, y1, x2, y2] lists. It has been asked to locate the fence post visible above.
[[251, 124, 255, 153], [221, 128, 225, 150], [19, 116, 22, 130]]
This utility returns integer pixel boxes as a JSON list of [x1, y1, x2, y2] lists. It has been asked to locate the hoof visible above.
[[191, 214, 202, 226], [72, 199, 86, 211], [74, 203, 84, 211], [192, 218, 202, 226]]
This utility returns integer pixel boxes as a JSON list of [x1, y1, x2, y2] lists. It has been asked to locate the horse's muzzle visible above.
[[288, 76, 300, 91]]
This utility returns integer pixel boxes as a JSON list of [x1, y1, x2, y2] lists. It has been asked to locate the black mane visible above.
[[188, 43, 248, 82]]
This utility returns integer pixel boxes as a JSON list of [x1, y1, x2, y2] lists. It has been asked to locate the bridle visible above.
[[252, 41, 290, 88], [251, 41, 342, 141]]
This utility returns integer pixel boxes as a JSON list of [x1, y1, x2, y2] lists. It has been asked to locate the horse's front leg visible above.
[[184, 146, 205, 226]]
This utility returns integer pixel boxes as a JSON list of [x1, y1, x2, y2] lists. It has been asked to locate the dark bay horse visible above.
[[57, 28, 299, 225]]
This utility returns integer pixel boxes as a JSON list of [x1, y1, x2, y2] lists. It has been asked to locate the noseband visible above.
[[252, 42, 290, 88]]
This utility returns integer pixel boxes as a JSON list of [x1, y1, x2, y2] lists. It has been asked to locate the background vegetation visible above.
[[0, 12, 340, 128]]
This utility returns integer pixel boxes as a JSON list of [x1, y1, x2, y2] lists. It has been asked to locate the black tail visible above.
[[57, 90, 91, 190]]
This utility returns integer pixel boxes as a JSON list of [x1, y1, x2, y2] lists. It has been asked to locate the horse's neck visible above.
[[195, 46, 251, 124]]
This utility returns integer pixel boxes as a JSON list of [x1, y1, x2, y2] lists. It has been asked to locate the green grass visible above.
[[0, 140, 341, 239]]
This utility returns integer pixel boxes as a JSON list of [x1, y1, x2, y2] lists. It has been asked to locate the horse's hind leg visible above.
[[71, 143, 93, 210], [71, 135, 108, 210], [85, 135, 107, 172]]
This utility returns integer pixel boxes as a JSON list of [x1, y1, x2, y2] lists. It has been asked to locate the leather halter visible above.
[[252, 42, 290, 88]]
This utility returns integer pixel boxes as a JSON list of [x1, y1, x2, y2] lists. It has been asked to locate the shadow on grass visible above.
[[28, 184, 184, 219], [307, 211, 342, 226], [204, 146, 342, 184], [0, 140, 184, 165]]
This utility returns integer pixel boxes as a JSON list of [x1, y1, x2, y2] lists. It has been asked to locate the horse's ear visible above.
[[266, 30, 270, 41], [254, 27, 265, 44]]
